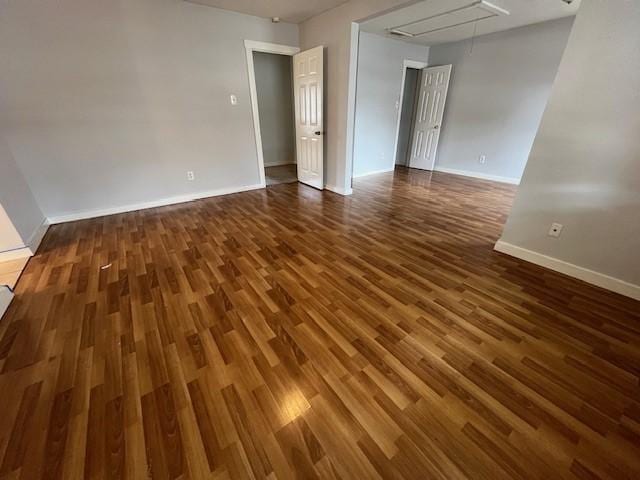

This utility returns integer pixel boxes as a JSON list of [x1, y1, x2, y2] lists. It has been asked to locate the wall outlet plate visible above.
[[548, 222, 563, 238], [479, 154, 486, 164], [187, 171, 195, 181], [230, 94, 238, 105]]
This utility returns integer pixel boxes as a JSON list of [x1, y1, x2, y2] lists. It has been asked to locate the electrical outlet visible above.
[[479, 154, 486, 165], [230, 94, 237, 105], [187, 171, 195, 181], [548, 222, 563, 238]]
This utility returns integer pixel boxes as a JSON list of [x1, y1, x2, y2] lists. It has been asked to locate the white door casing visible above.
[[293, 46, 324, 190], [408, 65, 452, 171], [244, 40, 300, 188]]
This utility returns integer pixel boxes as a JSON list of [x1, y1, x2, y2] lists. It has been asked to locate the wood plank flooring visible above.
[[1, 167, 639, 479], [265, 165, 297, 186]]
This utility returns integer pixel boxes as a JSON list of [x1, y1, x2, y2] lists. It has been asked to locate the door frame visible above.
[[244, 40, 300, 187], [391, 59, 429, 169]]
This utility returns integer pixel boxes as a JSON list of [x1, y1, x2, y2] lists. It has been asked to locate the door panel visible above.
[[294, 46, 324, 190], [409, 65, 452, 171]]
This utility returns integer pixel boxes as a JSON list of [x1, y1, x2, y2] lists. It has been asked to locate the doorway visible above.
[[245, 40, 325, 190], [252, 51, 297, 186], [245, 40, 299, 188], [395, 67, 419, 167], [392, 62, 453, 171], [391, 60, 428, 170]]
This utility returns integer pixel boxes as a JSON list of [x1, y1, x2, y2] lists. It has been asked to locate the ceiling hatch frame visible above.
[[388, 0, 510, 38]]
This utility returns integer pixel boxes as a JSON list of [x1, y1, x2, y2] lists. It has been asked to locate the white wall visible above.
[[0, 135, 46, 251], [498, 0, 640, 298], [253, 52, 295, 167], [353, 33, 429, 177], [299, 0, 412, 193], [429, 18, 573, 183], [0, 0, 298, 220]]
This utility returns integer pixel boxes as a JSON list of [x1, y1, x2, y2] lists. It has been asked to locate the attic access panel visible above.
[[388, 1, 509, 38]]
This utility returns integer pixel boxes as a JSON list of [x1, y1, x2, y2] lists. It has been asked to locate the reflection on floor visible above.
[[265, 163, 297, 186]]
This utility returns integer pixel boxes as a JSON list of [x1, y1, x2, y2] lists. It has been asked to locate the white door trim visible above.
[[404, 59, 430, 70], [244, 40, 300, 187], [343, 22, 360, 196], [391, 59, 429, 168]]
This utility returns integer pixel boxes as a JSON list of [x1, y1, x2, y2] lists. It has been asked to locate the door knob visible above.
[[434, 125, 440, 130], [314, 131, 322, 135]]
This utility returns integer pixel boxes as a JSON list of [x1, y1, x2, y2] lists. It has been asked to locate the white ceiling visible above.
[[183, 0, 351, 24], [360, 0, 581, 46]]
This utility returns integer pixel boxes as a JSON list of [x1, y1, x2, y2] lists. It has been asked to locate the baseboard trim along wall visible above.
[[325, 184, 354, 196], [48, 183, 265, 224], [264, 161, 297, 167], [494, 240, 640, 301], [0, 219, 49, 291], [352, 168, 396, 178], [0, 247, 32, 263], [27, 219, 50, 254], [434, 166, 520, 185], [0, 219, 49, 262]]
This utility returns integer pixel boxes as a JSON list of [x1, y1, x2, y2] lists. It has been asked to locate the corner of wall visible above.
[[27, 218, 50, 255]]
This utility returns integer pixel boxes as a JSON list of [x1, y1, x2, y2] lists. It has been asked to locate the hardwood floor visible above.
[[265, 165, 297, 186], [1, 167, 639, 479]]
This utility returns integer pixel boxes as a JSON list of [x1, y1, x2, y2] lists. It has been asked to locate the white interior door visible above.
[[293, 46, 324, 190], [408, 65, 452, 171]]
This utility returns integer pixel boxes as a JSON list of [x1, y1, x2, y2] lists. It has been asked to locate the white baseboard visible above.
[[352, 168, 395, 179], [0, 219, 48, 291], [325, 184, 353, 196], [26, 218, 50, 254], [48, 183, 265, 224], [494, 240, 640, 301], [0, 218, 49, 262], [0, 286, 13, 320], [264, 161, 296, 167], [434, 166, 520, 185], [0, 247, 32, 263]]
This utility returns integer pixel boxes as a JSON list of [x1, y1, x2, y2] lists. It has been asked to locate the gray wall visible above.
[[0, 135, 45, 250], [253, 52, 295, 167], [353, 32, 429, 177], [500, 0, 640, 288], [429, 18, 574, 182], [395, 68, 418, 166], [0, 0, 298, 219]]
